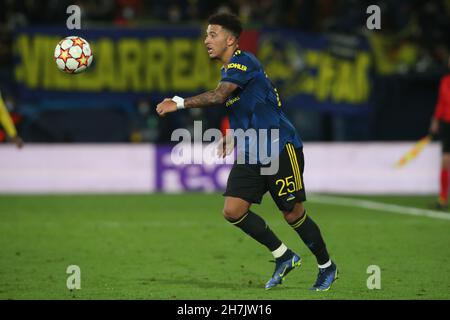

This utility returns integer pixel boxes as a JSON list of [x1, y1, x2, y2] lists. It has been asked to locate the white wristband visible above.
[[172, 95, 185, 110]]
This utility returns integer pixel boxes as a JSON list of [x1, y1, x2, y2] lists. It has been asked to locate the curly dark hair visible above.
[[207, 13, 243, 39]]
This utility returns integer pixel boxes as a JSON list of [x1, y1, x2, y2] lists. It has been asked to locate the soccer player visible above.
[[0, 91, 23, 149], [156, 13, 338, 291], [429, 56, 450, 209]]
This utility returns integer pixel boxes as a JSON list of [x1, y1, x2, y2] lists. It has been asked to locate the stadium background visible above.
[[1, 0, 450, 300], [2, 0, 449, 143]]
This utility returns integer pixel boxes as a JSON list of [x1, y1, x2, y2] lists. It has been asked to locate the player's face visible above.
[[205, 25, 229, 60]]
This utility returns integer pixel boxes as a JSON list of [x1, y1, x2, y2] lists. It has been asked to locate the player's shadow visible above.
[[138, 277, 304, 291], [139, 277, 259, 290]]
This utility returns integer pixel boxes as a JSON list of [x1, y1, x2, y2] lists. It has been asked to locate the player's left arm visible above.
[[155, 81, 238, 117]]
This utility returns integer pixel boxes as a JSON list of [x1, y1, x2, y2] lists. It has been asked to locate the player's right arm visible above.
[[155, 81, 238, 117], [156, 52, 254, 117], [184, 81, 238, 108]]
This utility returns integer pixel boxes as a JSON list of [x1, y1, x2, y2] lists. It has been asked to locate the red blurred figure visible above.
[[429, 56, 450, 209]]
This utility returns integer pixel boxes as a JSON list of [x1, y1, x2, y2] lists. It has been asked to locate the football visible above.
[[54, 36, 93, 74]]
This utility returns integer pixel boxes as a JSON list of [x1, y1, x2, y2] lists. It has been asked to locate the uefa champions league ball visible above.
[[54, 36, 93, 74]]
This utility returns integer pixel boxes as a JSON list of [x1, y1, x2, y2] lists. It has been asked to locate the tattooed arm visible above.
[[156, 82, 237, 117], [185, 82, 238, 109]]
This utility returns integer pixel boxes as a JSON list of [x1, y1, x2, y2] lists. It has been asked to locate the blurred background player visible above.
[[156, 13, 337, 291], [429, 55, 450, 210], [0, 91, 23, 149]]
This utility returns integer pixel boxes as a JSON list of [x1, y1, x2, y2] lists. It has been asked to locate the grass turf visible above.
[[0, 193, 449, 300]]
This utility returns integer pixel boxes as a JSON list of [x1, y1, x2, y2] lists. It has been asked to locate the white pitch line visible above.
[[308, 194, 450, 221]]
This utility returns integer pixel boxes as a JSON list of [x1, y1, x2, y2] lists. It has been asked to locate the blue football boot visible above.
[[310, 261, 338, 291], [265, 252, 302, 290]]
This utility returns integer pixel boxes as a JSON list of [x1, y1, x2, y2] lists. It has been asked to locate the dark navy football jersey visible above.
[[221, 49, 303, 164]]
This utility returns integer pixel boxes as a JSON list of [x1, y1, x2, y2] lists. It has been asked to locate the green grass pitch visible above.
[[1, 193, 449, 300]]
